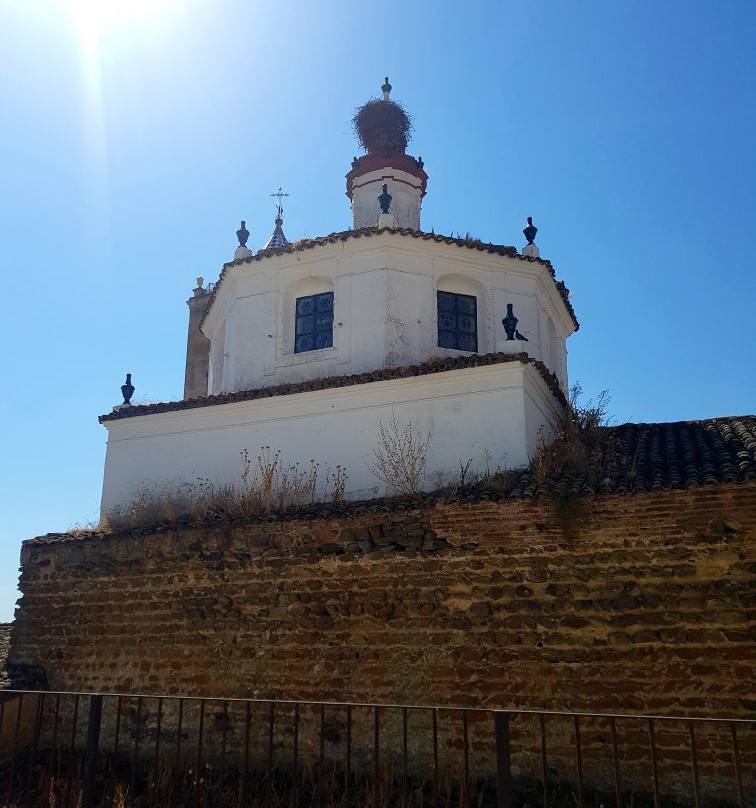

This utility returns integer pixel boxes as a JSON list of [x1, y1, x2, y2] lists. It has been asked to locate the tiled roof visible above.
[[200, 227, 579, 332], [509, 416, 756, 499], [261, 217, 290, 250], [29, 416, 756, 546], [100, 352, 565, 422]]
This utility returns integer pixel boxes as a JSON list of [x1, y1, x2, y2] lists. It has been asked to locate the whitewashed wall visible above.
[[101, 363, 561, 518], [202, 232, 574, 397], [350, 168, 424, 230]]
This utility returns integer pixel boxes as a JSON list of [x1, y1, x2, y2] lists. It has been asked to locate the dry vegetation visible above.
[[364, 413, 431, 498], [103, 448, 348, 531]]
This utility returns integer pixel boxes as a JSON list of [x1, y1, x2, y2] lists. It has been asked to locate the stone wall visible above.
[[10, 482, 755, 720]]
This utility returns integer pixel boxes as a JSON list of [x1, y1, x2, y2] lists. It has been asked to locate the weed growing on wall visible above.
[[364, 413, 431, 497], [103, 448, 348, 530], [530, 384, 625, 538]]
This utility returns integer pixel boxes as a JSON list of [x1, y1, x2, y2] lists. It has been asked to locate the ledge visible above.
[[101, 353, 564, 422]]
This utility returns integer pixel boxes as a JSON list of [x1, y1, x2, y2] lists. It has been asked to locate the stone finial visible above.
[[196, 276, 204, 289], [502, 304, 529, 341], [236, 220, 250, 248], [378, 183, 392, 214], [121, 373, 135, 405], [522, 217, 540, 258], [523, 216, 538, 245], [381, 76, 392, 101]]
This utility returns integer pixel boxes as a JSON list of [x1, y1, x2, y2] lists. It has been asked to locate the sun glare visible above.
[[61, 0, 166, 55]]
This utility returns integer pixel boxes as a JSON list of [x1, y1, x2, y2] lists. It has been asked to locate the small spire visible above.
[[236, 220, 250, 248], [262, 188, 291, 250], [381, 76, 392, 101]]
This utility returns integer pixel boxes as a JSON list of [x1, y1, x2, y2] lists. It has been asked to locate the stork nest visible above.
[[352, 98, 414, 153]]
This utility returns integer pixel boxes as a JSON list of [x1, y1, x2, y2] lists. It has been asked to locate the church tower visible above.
[[101, 78, 577, 517], [346, 78, 428, 229]]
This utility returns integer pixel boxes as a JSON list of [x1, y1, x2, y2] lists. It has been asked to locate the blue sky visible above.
[[1, 0, 754, 620]]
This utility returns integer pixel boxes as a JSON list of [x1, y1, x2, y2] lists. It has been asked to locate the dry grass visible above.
[[530, 384, 624, 539], [364, 413, 431, 498], [103, 448, 348, 531]]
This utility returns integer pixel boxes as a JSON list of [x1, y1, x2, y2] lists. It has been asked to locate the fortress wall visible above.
[[9, 482, 755, 719]]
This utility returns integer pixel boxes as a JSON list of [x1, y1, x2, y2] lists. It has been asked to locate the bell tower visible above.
[[346, 78, 428, 230]]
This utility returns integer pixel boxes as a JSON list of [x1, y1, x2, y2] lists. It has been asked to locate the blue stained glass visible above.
[[296, 297, 315, 316], [436, 291, 477, 352], [458, 314, 476, 333], [315, 331, 333, 349], [295, 292, 334, 353], [458, 296, 476, 315], [297, 315, 315, 334], [316, 295, 333, 312], [438, 312, 456, 330], [458, 334, 477, 351], [295, 334, 314, 352]]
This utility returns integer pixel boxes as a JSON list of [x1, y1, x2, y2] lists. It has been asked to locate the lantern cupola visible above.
[[346, 77, 428, 230]]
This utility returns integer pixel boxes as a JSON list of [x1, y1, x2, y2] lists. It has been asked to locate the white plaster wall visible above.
[[101, 363, 561, 517], [351, 169, 423, 229], [202, 233, 574, 396]]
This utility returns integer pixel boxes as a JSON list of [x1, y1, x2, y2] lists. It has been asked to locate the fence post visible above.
[[82, 694, 103, 808], [494, 712, 513, 808]]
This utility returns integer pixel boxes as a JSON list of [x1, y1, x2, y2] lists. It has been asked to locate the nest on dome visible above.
[[352, 97, 414, 154]]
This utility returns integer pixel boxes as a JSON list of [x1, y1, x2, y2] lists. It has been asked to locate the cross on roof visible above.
[[271, 187, 289, 220]]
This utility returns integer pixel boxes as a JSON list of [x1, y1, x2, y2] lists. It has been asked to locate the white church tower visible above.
[[99, 80, 578, 517], [346, 78, 428, 231]]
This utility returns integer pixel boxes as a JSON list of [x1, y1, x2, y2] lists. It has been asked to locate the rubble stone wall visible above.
[[10, 482, 755, 719]]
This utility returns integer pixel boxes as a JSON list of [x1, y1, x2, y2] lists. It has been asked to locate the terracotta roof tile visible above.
[[100, 351, 565, 422], [200, 227, 579, 332], [511, 416, 756, 499]]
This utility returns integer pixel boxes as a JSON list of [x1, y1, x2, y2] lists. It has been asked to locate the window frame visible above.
[[294, 291, 334, 354], [436, 290, 478, 352]]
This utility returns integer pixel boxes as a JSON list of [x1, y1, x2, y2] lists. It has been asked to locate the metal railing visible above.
[[0, 689, 752, 807]]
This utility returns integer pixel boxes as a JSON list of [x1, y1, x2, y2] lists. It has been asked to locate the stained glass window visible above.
[[294, 292, 334, 353], [437, 291, 478, 352]]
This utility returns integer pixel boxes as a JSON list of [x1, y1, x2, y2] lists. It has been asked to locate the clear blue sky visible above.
[[1, 0, 754, 620]]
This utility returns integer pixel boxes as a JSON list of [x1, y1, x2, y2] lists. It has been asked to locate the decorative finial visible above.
[[523, 216, 538, 245], [236, 220, 250, 248], [196, 276, 204, 288], [381, 76, 392, 100], [121, 373, 135, 405], [271, 187, 290, 222], [502, 304, 529, 341], [378, 183, 392, 214]]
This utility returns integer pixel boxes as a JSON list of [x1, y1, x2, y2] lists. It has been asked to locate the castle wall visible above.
[[11, 482, 755, 719]]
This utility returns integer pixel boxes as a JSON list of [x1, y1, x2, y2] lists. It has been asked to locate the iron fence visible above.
[[0, 689, 752, 808]]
